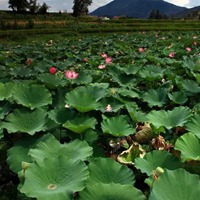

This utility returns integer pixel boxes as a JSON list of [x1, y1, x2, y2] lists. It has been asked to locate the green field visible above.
[[1, 11, 200, 42]]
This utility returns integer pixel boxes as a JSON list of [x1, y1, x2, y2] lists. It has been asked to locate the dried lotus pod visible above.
[[134, 123, 154, 144]]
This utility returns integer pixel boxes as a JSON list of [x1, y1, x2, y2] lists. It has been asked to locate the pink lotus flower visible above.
[[138, 47, 144, 53], [105, 57, 112, 64], [98, 64, 106, 69], [186, 47, 192, 52], [65, 70, 79, 79], [49, 66, 57, 74], [83, 57, 88, 62], [101, 53, 108, 58], [193, 41, 197, 46], [169, 52, 175, 58], [105, 104, 112, 112]]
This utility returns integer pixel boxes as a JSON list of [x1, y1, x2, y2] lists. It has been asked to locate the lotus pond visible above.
[[0, 31, 200, 200]]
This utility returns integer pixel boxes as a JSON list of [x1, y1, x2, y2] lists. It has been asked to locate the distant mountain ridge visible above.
[[90, 0, 188, 18]]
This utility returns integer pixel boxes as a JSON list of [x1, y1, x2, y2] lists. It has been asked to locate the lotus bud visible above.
[[152, 167, 164, 180], [22, 161, 31, 170]]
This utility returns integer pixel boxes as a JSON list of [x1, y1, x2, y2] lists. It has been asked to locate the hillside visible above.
[[173, 6, 200, 19], [90, 0, 187, 18]]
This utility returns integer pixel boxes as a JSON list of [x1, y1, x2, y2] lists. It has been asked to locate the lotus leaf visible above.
[[117, 143, 145, 165], [149, 168, 200, 200], [125, 103, 147, 122], [148, 106, 191, 130], [181, 79, 200, 95], [7, 135, 44, 173], [99, 97, 124, 113], [29, 134, 93, 162], [79, 183, 146, 200], [87, 158, 135, 185], [48, 107, 76, 124], [135, 150, 181, 176], [101, 115, 134, 137], [13, 84, 52, 110], [175, 133, 200, 162], [3, 108, 47, 135], [63, 115, 97, 134], [65, 89, 101, 112], [168, 91, 188, 104], [20, 156, 89, 200], [142, 88, 168, 107], [38, 73, 65, 89], [186, 113, 200, 139], [69, 71, 93, 84], [0, 82, 14, 101], [0, 121, 3, 139]]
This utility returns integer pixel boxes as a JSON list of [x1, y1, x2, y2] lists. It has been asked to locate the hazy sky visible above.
[[0, 0, 199, 12]]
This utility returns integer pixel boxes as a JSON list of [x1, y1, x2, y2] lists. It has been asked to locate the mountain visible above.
[[173, 6, 200, 19], [90, 0, 187, 18]]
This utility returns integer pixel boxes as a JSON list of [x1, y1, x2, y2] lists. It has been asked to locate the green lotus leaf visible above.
[[149, 168, 200, 200], [185, 113, 200, 139], [175, 133, 200, 162], [29, 135, 93, 162], [48, 107, 76, 124], [125, 103, 147, 122], [139, 65, 163, 80], [168, 91, 188, 104], [135, 150, 181, 176], [109, 68, 137, 87], [0, 102, 14, 119], [142, 88, 168, 108], [38, 73, 65, 89], [99, 97, 124, 113], [20, 156, 89, 200], [148, 106, 192, 130], [3, 108, 47, 135], [0, 82, 14, 101], [79, 183, 146, 200], [13, 84, 52, 110], [69, 71, 93, 85], [117, 143, 145, 165], [0, 121, 3, 139], [101, 115, 134, 137], [65, 89, 100, 112], [181, 79, 200, 95], [118, 88, 141, 99], [87, 158, 135, 185], [63, 115, 97, 134], [7, 135, 44, 173]]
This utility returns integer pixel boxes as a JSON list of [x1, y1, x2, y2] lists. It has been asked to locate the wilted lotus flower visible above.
[[105, 104, 112, 112], [169, 52, 175, 58], [193, 36, 197, 39], [186, 47, 192, 52], [138, 47, 144, 53], [98, 64, 106, 69], [105, 57, 112, 64], [65, 70, 79, 79], [25, 58, 33, 65], [101, 53, 108, 58]]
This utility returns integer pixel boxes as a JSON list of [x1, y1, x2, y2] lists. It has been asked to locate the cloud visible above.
[[185, 0, 200, 8]]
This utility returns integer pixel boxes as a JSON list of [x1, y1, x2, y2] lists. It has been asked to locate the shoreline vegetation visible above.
[[0, 11, 200, 43]]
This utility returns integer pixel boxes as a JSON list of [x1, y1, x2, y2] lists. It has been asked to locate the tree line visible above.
[[8, 0, 93, 16]]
